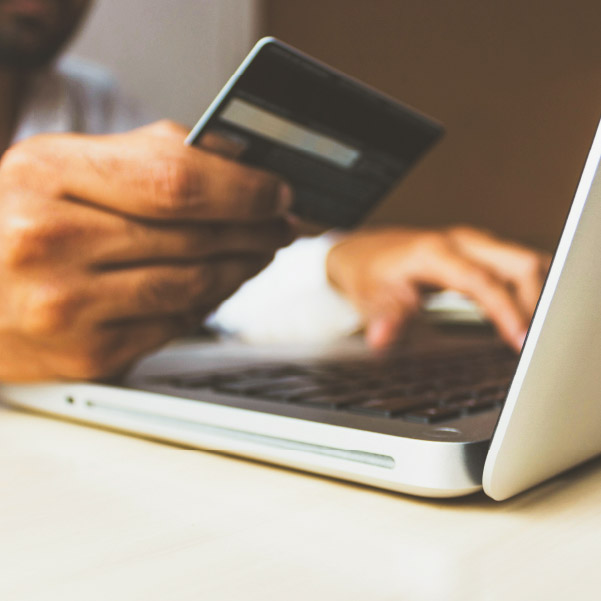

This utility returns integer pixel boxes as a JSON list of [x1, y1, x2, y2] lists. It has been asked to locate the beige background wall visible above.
[[265, 0, 601, 249], [68, 0, 261, 128]]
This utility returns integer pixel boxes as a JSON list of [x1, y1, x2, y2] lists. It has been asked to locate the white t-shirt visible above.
[[11, 57, 362, 344]]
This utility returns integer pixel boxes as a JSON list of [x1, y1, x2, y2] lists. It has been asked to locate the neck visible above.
[[0, 68, 27, 156]]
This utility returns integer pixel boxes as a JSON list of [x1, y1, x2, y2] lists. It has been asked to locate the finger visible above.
[[3, 195, 295, 270], [53, 315, 190, 380], [195, 130, 247, 159], [140, 120, 190, 139], [89, 255, 273, 323], [16, 124, 293, 221], [91, 218, 295, 268], [359, 284, 421, 349], [97, 317, 189, 378], [447, 227, 551, 316], [366, 307, 415, 350], [54, 200, 295, 267], [406, 244, 529, 350]]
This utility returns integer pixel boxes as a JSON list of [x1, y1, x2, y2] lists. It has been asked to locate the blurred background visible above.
[[70, 0, 601, 251]]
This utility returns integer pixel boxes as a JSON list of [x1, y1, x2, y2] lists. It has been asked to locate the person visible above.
[[0, 0, 550, 382]]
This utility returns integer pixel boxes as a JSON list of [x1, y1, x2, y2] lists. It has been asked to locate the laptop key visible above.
[[462, 397, 499, 413], [348, 396, 438, 417], [479, 378, 512, 391], [294, 393, 364, 409], [212, 378, 289, 395], [441, 390, 477, 404], [155, 345, 517, 424], [256, 385, 326, 402], [159, 375, 217, 389], [444, 397, 496, 413], [405, 383, 440, 396]]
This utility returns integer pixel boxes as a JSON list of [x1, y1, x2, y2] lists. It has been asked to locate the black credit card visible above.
[[186, 37, 443, 228]]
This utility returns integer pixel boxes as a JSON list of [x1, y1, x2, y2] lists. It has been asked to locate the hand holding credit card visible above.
[[186, 37, 443, 228]]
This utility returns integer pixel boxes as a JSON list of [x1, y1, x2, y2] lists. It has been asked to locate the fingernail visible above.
[[277, 183, 293, 213], [367, 319, 394, 349]]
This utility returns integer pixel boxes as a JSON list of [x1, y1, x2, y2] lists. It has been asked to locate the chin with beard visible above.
[[0, 0, 90, 70]]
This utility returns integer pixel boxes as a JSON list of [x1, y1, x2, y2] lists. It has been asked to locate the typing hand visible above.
[[0, 121, 294, 381], [326, 226, 551, 351]]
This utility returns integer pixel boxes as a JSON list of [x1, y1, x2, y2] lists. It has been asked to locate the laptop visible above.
[[3, 111, 601, 501]]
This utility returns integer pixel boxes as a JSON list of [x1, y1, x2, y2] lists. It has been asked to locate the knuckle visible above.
[[2, 217, 56, 270], [1, 219, 39, 270], [448, 265, 495, 297], [414, 231, 447, 257], [149, 159, 197, 214], [516, 253, 544, 279], [22, 285, 80, 337], [147, 119, 188, 138], [0, 143, 31, 176], [1, 137, 63, 195], [469, 269, 496, 292], [0, 207, 77, 271]]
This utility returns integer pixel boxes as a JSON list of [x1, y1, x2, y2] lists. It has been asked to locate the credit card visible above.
[[186, 37, 443, 228]]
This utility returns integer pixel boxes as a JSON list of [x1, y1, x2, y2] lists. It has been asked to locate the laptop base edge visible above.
[[0, 381, 488, 499]]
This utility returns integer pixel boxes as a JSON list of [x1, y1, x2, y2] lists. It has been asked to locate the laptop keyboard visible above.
[[156, 346, 518, 424]]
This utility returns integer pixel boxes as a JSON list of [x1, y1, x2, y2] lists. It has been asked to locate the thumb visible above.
[[193, 130, 247, 159]]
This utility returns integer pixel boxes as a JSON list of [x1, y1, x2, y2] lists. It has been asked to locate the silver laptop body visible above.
[[3, 117, 601, 501]]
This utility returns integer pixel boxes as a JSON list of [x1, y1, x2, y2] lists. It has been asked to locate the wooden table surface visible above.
[[2, 402, 601, 601]]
